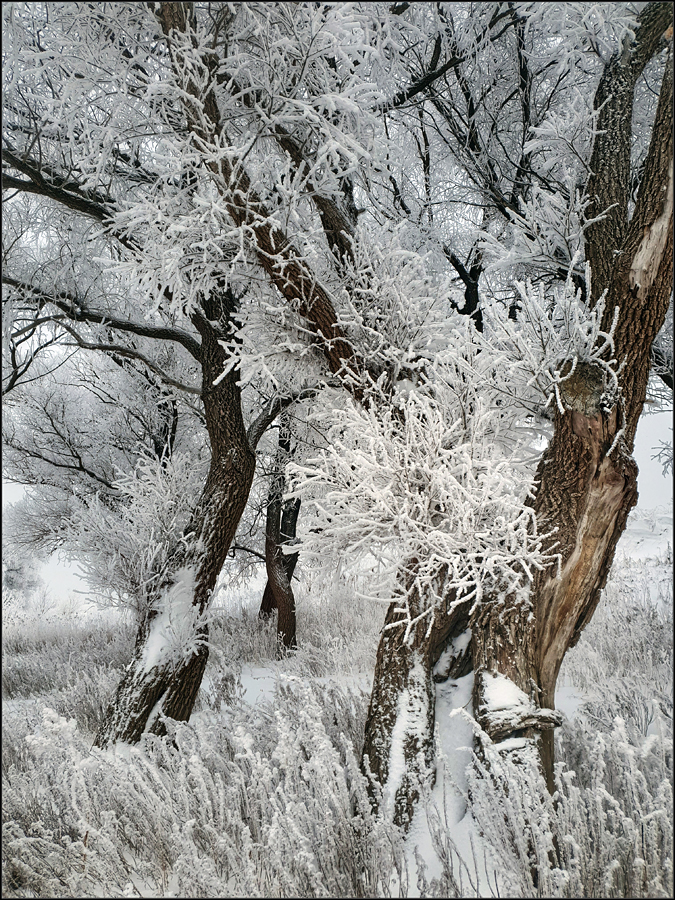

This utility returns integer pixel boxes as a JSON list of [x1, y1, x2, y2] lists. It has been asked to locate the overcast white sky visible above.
[[2, 405, 672, 607]]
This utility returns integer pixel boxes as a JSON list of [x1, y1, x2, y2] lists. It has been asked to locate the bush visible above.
[[459, 718, 672, 899], [2, 684, 406, 898]]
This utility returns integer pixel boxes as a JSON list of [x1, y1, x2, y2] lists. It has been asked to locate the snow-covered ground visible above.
[[2, 407, 671, 897], [400, 494, 674, 896]]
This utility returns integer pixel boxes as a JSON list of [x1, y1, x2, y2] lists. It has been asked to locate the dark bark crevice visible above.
[[259, 415, 300, 651]]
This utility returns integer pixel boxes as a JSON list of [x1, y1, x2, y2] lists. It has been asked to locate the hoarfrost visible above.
[[140, 567, 200, 674]]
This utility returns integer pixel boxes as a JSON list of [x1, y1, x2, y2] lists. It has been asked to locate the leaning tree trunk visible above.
[[94, 318, 256, 747], [258, 496, 300, 621], [472, 373, 637, 790], [475, 16, 673, 789]]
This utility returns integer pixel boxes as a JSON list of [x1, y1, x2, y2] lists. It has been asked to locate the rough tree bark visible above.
[[94, 316, 256, 745], [363, 2, 673, 824], [258, 495, 300, 623], [363, 567, 474, 828], [94, 3, 671, 788]]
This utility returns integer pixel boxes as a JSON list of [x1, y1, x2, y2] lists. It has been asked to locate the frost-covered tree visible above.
[[344, 0, 674, 822], [2, 1, 322, 744], [1, 299, 211, 612], [2, 1, 672, 832]]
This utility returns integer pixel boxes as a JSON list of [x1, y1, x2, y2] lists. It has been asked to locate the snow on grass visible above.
[[239, 665, 279, 706], [2, 488, 670, 897]]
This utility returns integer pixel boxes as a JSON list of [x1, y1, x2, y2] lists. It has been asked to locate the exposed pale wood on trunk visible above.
[[584, 2, 672, 305], [474, 16, 672, 789]]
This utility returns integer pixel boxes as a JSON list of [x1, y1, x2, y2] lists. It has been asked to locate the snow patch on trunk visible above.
[[482, 671, 531, 713], [404, 672, 503, 896], [479, 671, 540, 736], [143, 690, 168, 735], [140, 567, 200, 674], [383, 652, 430, 819]]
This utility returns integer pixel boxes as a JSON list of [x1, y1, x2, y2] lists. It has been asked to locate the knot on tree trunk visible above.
[[558, 360, 614, 417]]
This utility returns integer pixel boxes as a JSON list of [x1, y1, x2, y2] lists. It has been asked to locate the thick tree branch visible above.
[[272, 124, 356, 266], [2, 276, 203, 361], [602, 48, 673, 446], [585, 1, 673, 303], [153, 2, 365, 398], [210, 67, 357, 267]]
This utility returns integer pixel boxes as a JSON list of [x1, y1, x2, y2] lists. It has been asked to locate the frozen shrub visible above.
[[2, 683, 406, 898], [464, 721, 673, 899], [559, 557, 673, 739]]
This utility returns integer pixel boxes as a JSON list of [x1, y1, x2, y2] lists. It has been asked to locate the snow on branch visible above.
[[65, 452, 205, 620], [481, 258, 621, 417], [291, 378, 557, 641]]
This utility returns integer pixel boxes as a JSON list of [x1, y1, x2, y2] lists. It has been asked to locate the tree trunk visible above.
[[472, 27, 673, 788], [94, 318, 256, 746], [258, 498, 300, 621], [362, 596, 436, 830], [259, 415, 300, 650], [362, 565, 474, 829], [362, 11, 672, 816]]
